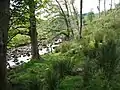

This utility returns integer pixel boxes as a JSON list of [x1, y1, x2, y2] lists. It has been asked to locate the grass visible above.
[[58, 76, 83, 90]]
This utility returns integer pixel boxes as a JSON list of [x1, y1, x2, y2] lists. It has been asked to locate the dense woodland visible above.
[[0, 0, 120, 90]]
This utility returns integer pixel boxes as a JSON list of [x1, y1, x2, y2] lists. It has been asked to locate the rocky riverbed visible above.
[[7, 39, 62, 69]]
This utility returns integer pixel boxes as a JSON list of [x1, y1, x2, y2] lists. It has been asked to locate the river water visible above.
[[7, 39, 62, 69]]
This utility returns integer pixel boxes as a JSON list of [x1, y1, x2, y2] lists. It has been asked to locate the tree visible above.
[[0, 0, 10, 90], [87, 11, 95, 22], [71, 0, 79, 36], [110, 0, 112, 9], [64, 0, 74, 37], [9, 0, 39, 59], [8, 0, 30, 44], [55, 0, 74, 39], [97, 0, 101, 18], [9, 0, 48, 59], [79, 0, 83, 38], [104, 0, 106, 15], [28, 0, 40, 59]]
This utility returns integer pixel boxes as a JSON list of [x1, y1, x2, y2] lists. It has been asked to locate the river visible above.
[[7, 39, 62, 69]]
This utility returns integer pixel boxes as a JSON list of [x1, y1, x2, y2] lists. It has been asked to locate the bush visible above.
[[8, 61, 49, 90], [82, 40, 120, 90], [8, 34, 30, 48], [52, 59, 74, 78], [45, 69, 60, 90], [58, 76, 83, 90], [55, 41, 72, 53]]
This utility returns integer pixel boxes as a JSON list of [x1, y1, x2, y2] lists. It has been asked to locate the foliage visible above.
[[45, 69, 59, 90], [8, 34, 30, 48], [52, 59, 74, 78], [8, 53, 76, 90], [87, 11, 95, 22], [55, 41, 72, 53], [7, 2, 120, 90], [58, 76, 83, 90], [8, 61, 48, 90]]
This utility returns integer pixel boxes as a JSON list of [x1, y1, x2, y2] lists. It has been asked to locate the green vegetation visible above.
[[8, 5, 120, 89], [1, 0, 120, 90]]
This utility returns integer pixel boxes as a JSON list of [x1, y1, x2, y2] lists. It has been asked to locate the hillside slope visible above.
[[8, 6, 120, 90]]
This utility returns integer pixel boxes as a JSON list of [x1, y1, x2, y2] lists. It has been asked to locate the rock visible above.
[[7, 38, 62, 68], [20, 61, 24, 64], [23, 54, 26, 57], [13, 58, 18, 63], [15, 62, 20, 65], [26, 53, 31, 57]]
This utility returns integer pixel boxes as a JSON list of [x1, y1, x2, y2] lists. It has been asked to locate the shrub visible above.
[[55, 41, 71, 53], [58, 76, 83, 90], [82, 40, 120, 89], [52, 59, 74, 78], [8, 61, 49, 90], [96, 40, 119, 81], [45, 69, 60, 90]]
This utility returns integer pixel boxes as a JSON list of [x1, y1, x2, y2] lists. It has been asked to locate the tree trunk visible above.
[[111, 0, 112, 9], [98, 0, 101, 18], [71, 2, 79, 36], [55, 0, 70, 39], [79, 0, 83, 38], [0, 0, 10, 90], [104, 0, 106, 15], [64, 0, 74, 38], [29, 0, 39, 59]]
